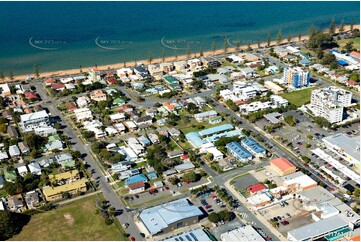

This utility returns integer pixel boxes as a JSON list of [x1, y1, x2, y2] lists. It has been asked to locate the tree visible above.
[[349, 72, 360, 82], [353, 188, 360, 198], [183, 171, 198, 183], [0, 123, 6, 133], [33, 63, 40, 78], [329, 17, 335, 34], [223, 37, 228, 54], [225, 99, 239, 112], [316, 48, 324, 59], [54, 123, 62, 130], [235, 40, 240, 53], [339, 19, 345, 32], [350, 19, 354, 31], [199, 46, 203, 56], [321, 53, 337, 66], [298, 31, 302, 41], [257, 34, 261, 48], [0, 210, 31, 240], [186, 43, 192, 59], [287, 34, 292, 44], [8, 70, 14, 81], [162, 48, 165, 63], [276, 29, 283, 45], [211, 41, 216, 55], [309, 24, 316, 39], [208, 212, 220, 223], [267, 33, 271, 47], [24, 133, 47, 150], [148, 52, 153, 64], [0, 70, 4, 82], [344, 41, 354, 53]]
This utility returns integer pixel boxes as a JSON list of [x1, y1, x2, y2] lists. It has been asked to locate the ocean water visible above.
[[0, 1, 359, 75]]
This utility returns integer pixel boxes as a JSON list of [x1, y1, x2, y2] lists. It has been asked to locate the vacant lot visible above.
[[281, 87, 318, 107], [11, 194, 125, 241], [337, 37, 360, 51]]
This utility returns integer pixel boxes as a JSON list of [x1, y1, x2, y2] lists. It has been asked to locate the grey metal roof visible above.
[[323, 134, 360, 162], [139, 198, 203, 235], [287, 214, 349, 240]]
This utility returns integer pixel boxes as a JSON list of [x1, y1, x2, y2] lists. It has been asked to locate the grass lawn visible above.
[[281, 87, 318, 107], [179, 120, 228, 134], [11, 194, 126, 241], [337, 37, 360, 51]]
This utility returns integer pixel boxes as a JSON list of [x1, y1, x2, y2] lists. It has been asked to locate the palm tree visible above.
[[339, 19, 345, 33], [329, 17, 335, 34], [287, 34, 292, 44], [298, 31, 302, 41], [267, 33, 271, 47], [276, 29, 283, 45], [199, 46, 203, 57], [8, 70, 14, 81], [223, 37, 228, 54]]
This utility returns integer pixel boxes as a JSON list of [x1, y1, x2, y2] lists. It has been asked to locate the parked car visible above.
[[130, 237, 135, 241], [286, 213, 291, 217], [205, 205, 212, 209]]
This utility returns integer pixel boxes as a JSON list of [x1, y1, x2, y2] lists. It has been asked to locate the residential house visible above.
[[20, 110, 50, 132], [44, 78, 57, 86], [160, 62, 174, 73], [148, 133, 159, 144], [0, 175, 4, 189], [65, 102, 77, 111], [17, 165, 28, 177], [7, 194, 25, 212], [133, 115, 153, 126], [110, 113, 126, 123], [28, 162, 42, 176], [117, 67, 133, 77], [24, 191, 41, 209], [201, 56, 221, 68], [90, 89, 106, 102], [51, 83, 65, 91], [113, 97, 125, 106], [74, 108, 92, 122], [76, 96, 90, 108], [194, 110, 217, 122], [18, 142, 30, 155], [168, 128, 181, 137], [0, 84, 11, 97], [128, 181, 146, 194], [167, 150, 183, 158], [9, 145, 20, 157], [124, 121, 138, 132], [0, 151, 8, 161], [7, 126, 18, 138], [174, 60, 188, 71], [134, 64, 150, 79], [42, 179, 87, 202]]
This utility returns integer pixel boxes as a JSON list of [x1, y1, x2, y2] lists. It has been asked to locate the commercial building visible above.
[[241, 137, 266, 157], [281, 171, 317, 192], [163, 228, 210, 241], [322, 134, 360, 164], [139, 198, 203, 235], [269, 158, 296, 176], [287, 213, 360, 241], [20, 110, 50, 132], [282, 67, 310, 88], [226, 142, 252, 162], [220, 226, 265, 241], [310, 87, 352, 123]]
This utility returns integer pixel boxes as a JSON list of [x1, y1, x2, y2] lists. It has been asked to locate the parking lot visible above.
[[125, 176, 210, 207], [232, 174, 260, 195], [190, 191, 227, 214], [259, 199, 314, 236]]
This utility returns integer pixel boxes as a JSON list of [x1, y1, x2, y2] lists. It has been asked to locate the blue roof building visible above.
[[125, 174, 148, 186], [299, 59, 311, 66], [199, 124, 234, 137], [337, 60, 348, 66], [139, 198, 203, 235], [226, 141, 252, 162], [241, 137, 266, 157], [185, 132, 208, 148]]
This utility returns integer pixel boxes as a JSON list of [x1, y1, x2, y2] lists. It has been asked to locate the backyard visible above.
[[281, 87, 318, 107], [11, 194, 127, 241]]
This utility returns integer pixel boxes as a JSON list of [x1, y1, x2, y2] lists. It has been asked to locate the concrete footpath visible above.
[[224, 179, 287, 241]]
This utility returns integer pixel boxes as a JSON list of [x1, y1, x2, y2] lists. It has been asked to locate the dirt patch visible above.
[[63, 213, 75, 225]]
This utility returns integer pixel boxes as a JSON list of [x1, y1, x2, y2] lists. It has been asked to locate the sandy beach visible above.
[[6, 25, 358, 82]]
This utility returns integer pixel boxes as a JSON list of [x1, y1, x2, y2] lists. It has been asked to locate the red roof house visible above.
[[51, 83, 65, 90], [24, 91, 38, 100], [247, 183, 267, 194]]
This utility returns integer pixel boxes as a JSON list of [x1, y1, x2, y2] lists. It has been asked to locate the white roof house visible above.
[[74, 108, 92, 122], [0, 151, 9, 160], [28, 162, 42, 176], [9, 145, 20, 157], [17, 165, 29, 177]]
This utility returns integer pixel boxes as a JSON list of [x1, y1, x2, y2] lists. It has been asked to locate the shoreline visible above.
[[6, 25, 358, 82]]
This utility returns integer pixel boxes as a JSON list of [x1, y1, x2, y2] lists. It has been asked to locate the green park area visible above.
[[11, 194, 126, 241], [337, 37, 360, 51], [281, 87, 318, 107]]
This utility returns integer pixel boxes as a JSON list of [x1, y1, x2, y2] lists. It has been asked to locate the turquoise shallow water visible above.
[[0, 1, 359, 75]]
